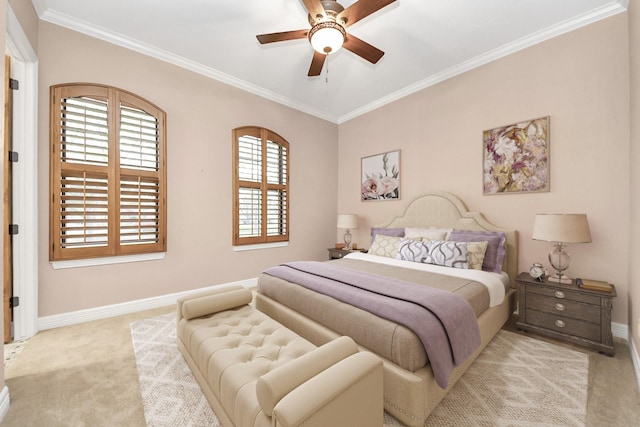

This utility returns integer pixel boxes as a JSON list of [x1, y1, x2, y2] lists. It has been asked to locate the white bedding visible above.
[[344, 251, 508, 307]]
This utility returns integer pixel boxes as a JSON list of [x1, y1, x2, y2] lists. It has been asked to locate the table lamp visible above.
[[532, 213, 592, 283], [337, 214, 358, 250]]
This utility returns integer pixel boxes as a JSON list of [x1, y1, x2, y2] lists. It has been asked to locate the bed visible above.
[[254, 192, 518, 426]]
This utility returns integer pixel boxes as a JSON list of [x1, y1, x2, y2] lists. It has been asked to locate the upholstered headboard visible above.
[[376, 192, 518, 288]]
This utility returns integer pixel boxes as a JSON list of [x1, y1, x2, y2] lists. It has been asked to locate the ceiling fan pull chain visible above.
[[325, 54, 329, 83]]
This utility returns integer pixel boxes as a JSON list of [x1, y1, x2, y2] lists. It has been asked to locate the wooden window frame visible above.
[[232, 126, 289, 246], [49, 83, 167, 261]]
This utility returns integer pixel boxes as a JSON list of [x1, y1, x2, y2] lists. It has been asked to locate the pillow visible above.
[[404, 227, 452, 241], [395, 239, 429, 263], [449, 230, 506, 273], [369, 234, 402, 258], [181, 288, 252, 320], [370, 227, 405, 244], [396, 239, 469, 269], [466, 241, 489, 270]]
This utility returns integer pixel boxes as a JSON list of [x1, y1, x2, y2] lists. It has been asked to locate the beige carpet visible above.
[[131, 313, 588, 426]]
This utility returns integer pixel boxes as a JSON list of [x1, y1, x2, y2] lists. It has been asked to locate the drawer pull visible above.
[[554, 303, 566, 311], [554, 291, 565, 299], [554, 319, 566, 328]]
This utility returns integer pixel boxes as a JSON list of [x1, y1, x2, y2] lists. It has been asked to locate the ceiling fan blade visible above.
[[343, 33, 384, 64], [257, 29, 310, 44], [302, 0, 326, 22], [308, 50, 326, 76], [338, 0, 396, 27]]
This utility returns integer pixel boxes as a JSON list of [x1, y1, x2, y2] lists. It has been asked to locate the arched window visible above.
[[49, 83, 167, 261], [232, 127, 289, 246]]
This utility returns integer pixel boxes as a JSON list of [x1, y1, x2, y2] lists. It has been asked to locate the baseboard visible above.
[[613, 322, 640, 393], [34, 286, 640, 390], [630, 335, 640, 393], [612, 321, 628, 340], [0, 386, 10, 423], [37, 278, 258, 331]]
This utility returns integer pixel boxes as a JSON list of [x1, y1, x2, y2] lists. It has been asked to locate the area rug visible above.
[[131, 313, 588, 426]]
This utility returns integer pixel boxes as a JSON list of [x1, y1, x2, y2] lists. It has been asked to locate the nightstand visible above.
[[515, 272, 616, 356], [327, 248, 363, 260]]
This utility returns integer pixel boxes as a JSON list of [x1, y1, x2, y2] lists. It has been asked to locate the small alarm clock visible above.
[[529, 262, 545, 281]]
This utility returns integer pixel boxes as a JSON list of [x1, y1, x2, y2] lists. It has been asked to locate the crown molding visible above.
[[35, 1, 627, 125], [337, 0, 628, 123], [36, 8, 339, 123]]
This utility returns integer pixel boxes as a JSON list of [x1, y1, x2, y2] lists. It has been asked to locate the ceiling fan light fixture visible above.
[[309, 21, 346, 54]]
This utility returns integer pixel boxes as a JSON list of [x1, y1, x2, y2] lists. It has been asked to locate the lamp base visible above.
[[343, 229, 352, 251], [548, 274, 572, 284]]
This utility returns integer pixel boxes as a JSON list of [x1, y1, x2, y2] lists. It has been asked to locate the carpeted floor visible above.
[[132, 313, 588, 426], [2, 307, 639, 426]]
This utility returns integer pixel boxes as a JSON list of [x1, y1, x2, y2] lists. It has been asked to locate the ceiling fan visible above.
[[256, 0, 397, 76]]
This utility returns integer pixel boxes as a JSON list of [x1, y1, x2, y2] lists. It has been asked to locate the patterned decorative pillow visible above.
[[396, 239, 430, 263], [370, 227, 405, 245], [369, 234, 402, 258], [449, 230, 506, 273], [396, 239, 469, 269], [466, 241, 489, 270], [404, 227, 452, 241]]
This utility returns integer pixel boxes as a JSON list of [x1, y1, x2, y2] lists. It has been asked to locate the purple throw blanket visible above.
[[263, 261, 481, 389]]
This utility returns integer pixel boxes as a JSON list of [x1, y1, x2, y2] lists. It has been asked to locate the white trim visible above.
[[233, 242, 288, 252], [35, 9, 338, 124], [612, 321, 628, 340], [34, 2, 627, 125], [338, 0, 628, 123], [37, 278, 258, 331], [609, 322, 640, 392], [0, 387, 10, 423], [630, 336, 640, 393], [51, 252, 165, 270], [6, 4, 39, 341]]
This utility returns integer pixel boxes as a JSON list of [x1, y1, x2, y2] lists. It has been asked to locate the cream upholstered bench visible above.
[[177, 286, 384, 427]]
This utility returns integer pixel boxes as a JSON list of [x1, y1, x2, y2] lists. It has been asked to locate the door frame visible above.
[[6, 5, 39, 340]]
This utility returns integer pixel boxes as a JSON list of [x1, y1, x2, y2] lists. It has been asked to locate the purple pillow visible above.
[[370, 227, 405, 245], [448, 230, 506, 273]]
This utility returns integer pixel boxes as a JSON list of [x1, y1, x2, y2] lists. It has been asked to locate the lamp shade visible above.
[[309, 21, 345, 54], [532, 214, 592, 243], [337, 214, 358, 229]]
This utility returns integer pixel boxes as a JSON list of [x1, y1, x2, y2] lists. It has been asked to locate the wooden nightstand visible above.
[[515, 272, 616, 356], [327, 248, 364, 260]]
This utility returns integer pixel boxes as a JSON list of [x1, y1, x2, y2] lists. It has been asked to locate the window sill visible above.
[[233, 242, 288, 252], [50, 252, 166, 269]]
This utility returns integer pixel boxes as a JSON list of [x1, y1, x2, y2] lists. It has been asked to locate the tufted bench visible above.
[[177, 286, 384, 427]]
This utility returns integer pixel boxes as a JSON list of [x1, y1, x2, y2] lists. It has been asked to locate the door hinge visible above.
[[9, 224, 19, 235], [9, 79, 19, 90], [8, 151, 19, 163], [9, 296, 19, 308]]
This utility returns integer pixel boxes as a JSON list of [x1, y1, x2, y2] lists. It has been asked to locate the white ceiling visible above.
[[31, 0, 627, 123]]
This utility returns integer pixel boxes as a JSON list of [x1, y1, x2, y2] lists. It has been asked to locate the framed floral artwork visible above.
[[361, 149, 400, 201], [483, 116, 550, 195]]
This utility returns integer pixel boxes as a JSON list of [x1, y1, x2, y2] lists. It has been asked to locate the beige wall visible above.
[[338, 14, 631, 325], [37, 22, 339, 316], [8, 0, 37, 50], [17, 5, 640, 337], [629, 4, 640, 353]]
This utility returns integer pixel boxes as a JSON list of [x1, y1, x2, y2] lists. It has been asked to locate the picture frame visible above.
[[483, 116, 550, 195], [361, 149, 400, 201]]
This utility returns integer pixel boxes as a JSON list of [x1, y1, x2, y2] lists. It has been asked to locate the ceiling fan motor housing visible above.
[[308, 0, 346, 25]]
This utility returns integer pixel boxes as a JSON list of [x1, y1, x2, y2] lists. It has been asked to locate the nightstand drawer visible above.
[[516, 272, 616, 355], [524, 283, 601, 305], [525, 309, 601, 342], [526, 293, 601, 322]]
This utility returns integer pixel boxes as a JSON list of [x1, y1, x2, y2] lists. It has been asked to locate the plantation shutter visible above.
[[233, 127, 289, 246], [50, 84, 166, 261]]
